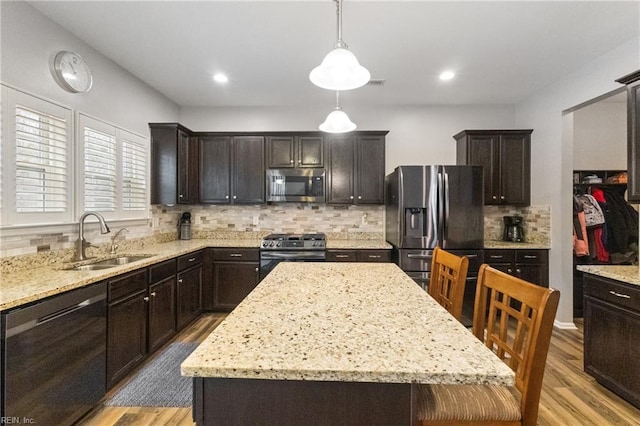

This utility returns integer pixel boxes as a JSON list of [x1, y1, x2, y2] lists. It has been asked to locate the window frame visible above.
[[76, 112, 150, 222], [0, 85, 150, 231], [1, 85, 74, 227]]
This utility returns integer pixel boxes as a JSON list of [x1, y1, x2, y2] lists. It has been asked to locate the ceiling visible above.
[[27, 1, 640, 108]]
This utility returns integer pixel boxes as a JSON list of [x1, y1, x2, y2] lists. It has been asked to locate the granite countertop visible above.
[[326, 240, 393, 249], [0, 238, 392, 312], [181, 262, 515, 386], [577, 264, 640, 287], [0, 239, 256, 311]]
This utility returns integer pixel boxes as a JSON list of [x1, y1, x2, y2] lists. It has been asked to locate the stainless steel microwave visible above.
[[266, 168, 325, 203]]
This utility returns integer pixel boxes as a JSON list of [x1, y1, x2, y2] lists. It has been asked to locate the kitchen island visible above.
[[181, 262, 514, 425]]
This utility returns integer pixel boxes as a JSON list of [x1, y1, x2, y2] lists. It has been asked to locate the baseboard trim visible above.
[[554, 320, 578, 330]]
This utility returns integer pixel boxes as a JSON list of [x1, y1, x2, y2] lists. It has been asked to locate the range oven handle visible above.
[[260, 251, 326, 260]]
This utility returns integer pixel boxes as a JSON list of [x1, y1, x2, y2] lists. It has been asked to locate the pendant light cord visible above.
[[335, 0, 347, 49]]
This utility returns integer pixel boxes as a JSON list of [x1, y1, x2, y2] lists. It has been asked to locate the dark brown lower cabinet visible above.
[[213, 248, 260, 311], [177, 264, 203, 330], [483, 249, 548, 287], [148, 276, 177, 352], [583, 273, 640, 408], [107, 287, 148, 389], [326, 249, 391, 262]]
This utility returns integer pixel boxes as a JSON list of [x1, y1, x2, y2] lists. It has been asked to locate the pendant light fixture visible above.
[[319, 91, 357, 133], [309, 0, 370, 91]]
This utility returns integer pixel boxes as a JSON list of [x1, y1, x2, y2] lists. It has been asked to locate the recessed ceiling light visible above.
[[439, 71, 455, 81], [213, 73, 228, 84]]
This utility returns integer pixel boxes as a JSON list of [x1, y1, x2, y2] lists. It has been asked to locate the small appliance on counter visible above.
[[503, 215, 525, 242], [178, 212, 192, 240]]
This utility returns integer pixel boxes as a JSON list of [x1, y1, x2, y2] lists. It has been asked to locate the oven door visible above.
[[259, 250, 326, 281]]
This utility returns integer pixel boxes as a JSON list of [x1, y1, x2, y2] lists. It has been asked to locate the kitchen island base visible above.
[[192, 377, 415, 425]]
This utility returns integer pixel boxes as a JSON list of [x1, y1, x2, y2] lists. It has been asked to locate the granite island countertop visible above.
[[577, 264, 640, 287], [181, 262, 515, 386]]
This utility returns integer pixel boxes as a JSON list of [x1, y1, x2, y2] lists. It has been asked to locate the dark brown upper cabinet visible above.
[[326, 132, 387, 205], [454, 129, 533, 206], [266, 135, 324, 168], [199, 135, 265, 204], [150, 123, 198, 205], [616, 70, 640, 202]]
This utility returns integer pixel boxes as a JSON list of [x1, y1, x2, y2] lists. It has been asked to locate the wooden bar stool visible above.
[[416, 264, 560, 426], [428, 246, 469, 321]]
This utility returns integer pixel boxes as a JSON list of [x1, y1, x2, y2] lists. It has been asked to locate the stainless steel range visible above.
[[259, 233, 326, 280]]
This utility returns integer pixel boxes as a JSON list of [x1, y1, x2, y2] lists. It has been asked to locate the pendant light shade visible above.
[[309, 0, 370, 91], [319, 92, 356, 133], [310, 47, 371, 91]]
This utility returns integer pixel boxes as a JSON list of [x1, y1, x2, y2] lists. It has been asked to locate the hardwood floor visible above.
[[78, 315, 640, 425]]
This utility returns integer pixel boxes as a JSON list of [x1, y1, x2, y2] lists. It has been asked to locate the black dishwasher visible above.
[[1, 281, 107, 425]]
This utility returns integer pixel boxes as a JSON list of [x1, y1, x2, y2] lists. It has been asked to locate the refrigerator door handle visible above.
[[443, 171, 450, 245], [437, 171, 444, 246]]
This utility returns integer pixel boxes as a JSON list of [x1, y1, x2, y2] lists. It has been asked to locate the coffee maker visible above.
[[178, 212, 192, 240], [503, 215, 525, 242]]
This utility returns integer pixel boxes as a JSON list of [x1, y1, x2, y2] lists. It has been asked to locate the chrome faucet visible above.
[[74, 212, 110, 261], [109, 228, 129, 254]]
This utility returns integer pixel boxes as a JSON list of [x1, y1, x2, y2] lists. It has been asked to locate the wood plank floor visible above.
[[78, 315, 640, 425]]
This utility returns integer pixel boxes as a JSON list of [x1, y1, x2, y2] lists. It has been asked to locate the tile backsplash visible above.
[[483, 205, 551, 245], [1, 203, 550, 271]]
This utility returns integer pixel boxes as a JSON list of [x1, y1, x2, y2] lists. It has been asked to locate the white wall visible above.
[[181, 104, 516, 174], [573, 98, 627, 170], [0, 1, 179, 137], [515, 37, 640, 327]]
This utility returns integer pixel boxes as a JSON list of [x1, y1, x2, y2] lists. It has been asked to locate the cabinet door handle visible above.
[[255, 267, 259, 272], [609, 290, 631, 299], [368, 255, 381, 259], [500, 195, 505, 200], [143, 296, 150, 302], [507, 268, 513, 273], [516, 268, 521, 274], [335, 254, 350, 258], [188, 257, 197, 262], [523, 255, 538, 259], [178, 279, 183, 283], [350, 195, 354, 199], [230, 253, 243, 257], [151, 292, 157, 297], [358, 195, 362, 200], [489, 255, 504, 259], [492, 195, 498, 200], [179, 194, 184, 198], [290, 160, 294, 164], [233, 195, 237, 200]]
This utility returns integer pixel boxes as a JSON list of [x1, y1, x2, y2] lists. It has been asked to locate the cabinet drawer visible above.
[[327, 250, 357, 262], [213, 248, 259, 262], [356, 250, 391, 262], [484, 250, 514, 263], [148, 259, 176, 283], [584, 274, 640, 312], [213, 248, 260, 262], [108, 269, 148, 302], [177, 251, 203, 271], [515, 250, 547, 264]]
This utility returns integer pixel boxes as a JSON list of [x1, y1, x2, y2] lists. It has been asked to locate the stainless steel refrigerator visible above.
[[385, 165, 484, 326]]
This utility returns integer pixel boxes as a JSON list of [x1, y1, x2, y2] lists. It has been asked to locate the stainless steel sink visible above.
[[94, 255, 153, 266], [71, 254, 154, 271], [73, 264, 118, 271]]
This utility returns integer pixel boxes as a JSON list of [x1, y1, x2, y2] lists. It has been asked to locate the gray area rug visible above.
[[105, 342, 198, 407]]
